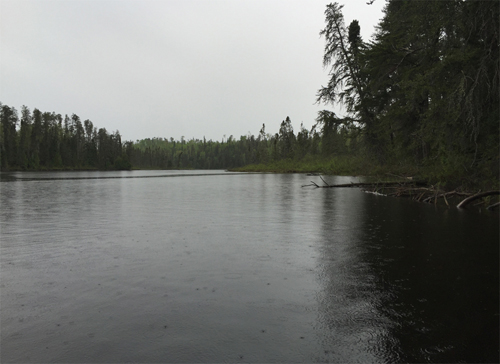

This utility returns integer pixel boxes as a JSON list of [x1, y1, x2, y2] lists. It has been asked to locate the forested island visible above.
[[1, 1, 498, 193]]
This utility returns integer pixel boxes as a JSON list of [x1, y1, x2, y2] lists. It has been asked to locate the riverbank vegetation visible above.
[[1, 1, 498, 195], [242, 1, 499, 193]]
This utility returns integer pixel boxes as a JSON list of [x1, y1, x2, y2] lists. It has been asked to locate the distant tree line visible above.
[[0, 103, 354, 171], [129, 116, 355, 169], [0, 104, 131, 170]]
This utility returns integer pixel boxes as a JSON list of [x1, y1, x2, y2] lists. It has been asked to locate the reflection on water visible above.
[[362, 198, 499, 363], [0, 171, 498, 363], [313, 183, 399, 363]]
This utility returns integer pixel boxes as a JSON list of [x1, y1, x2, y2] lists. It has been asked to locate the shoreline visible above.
[[2, 165, 498, 211]]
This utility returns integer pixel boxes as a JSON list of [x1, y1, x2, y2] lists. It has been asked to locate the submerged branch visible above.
[[486, 202, 500, 210], [457, 191, 500, 209]]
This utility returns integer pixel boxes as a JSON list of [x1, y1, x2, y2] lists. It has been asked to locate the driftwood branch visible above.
[[301, 181, 321, 187], [457, 191, 500, 209]]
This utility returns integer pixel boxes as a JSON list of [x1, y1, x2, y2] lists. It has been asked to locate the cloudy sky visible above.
[[1, 0, 385, 142]]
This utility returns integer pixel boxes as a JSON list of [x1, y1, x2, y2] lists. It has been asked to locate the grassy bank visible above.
[[231, 155, 419, 178], [231, 154, 500, 193]]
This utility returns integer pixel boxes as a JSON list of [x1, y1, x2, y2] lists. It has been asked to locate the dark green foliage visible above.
[[114, 154, 132, 170], [17, 106, 31, 169], [278, 117, 295, 160], [0, 104, 19, 169], [0, 105, 129, 171], [130, 134, 257, 170], [317, 0, 499, 186]]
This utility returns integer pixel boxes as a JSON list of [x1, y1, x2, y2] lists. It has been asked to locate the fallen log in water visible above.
[[303, 177, 499, 209], [301, 180, 419, 188]]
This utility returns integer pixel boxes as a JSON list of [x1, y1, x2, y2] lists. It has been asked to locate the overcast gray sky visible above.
[[1, 0, 385, 142]]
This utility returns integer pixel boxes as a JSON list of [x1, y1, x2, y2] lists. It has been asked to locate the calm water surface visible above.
[[1, 171, 498, 363]]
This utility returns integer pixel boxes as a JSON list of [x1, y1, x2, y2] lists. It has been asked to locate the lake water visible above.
[[1, 170, 498, 363]]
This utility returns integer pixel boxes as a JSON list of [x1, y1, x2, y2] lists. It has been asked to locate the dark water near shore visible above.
[[1, 170, 498, 363]]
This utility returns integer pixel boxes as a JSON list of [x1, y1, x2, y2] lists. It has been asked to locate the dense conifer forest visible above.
[[1, 1, 498, 191]]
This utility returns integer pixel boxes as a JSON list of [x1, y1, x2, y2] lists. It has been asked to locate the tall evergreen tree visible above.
[[18, 106, 32, 169], [278, 116, 295, 159], [0, 105, 18, 169]]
